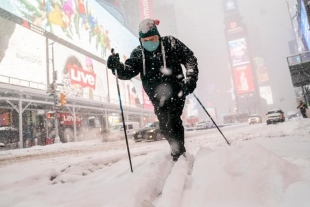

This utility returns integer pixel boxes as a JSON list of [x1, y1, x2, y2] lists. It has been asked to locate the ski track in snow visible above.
[[149, 153, 195, 207]]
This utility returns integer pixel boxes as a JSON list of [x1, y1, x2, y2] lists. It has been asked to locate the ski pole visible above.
[[192, 93, 231, 146], [111, 48, 134, 172]]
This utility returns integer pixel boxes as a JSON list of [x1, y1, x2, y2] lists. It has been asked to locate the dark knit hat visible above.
[[139, 18, 160, 38]]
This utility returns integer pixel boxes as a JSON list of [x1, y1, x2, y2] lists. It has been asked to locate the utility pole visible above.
[[49, 41, 61, 143]]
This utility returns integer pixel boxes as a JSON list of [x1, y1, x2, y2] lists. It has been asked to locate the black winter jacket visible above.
[[110, 36, 199, 105]]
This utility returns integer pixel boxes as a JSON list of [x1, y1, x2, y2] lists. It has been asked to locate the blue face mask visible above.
[[142, 40, 160, 52]]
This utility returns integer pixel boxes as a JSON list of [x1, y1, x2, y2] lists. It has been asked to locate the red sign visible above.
[[60, 113, 82, 126], [232, 64, 255, 94], [139, 0, 154, 20], [142, 90, 154, 110], [22, 20, 30, 29], [68, 64, 96, 89], [0, 113, 9, 125]]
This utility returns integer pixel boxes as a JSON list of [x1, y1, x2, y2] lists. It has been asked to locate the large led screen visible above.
[[259, 86, 273, 105], [232, 64, 255, 94], [0, 0, 139, 61], [300, 1, 310, 50], [254, 57, 269, 84], [53, 41, 108, 101], [107, 71, 144, 108], [186, 96, 198, 118], [139, 0, 154, 20], [0, 16, 46, 89], [228, 38, 250, 66], [142, 89, 153, 110]]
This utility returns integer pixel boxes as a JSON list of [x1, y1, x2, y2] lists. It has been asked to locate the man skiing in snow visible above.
[[297, 100, 308, 118], [107, 18, 199, 161]]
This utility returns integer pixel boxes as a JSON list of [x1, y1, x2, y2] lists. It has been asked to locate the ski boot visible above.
[[171, 143, 186, 162]]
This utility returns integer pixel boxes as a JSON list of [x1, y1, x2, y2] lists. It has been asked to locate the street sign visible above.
[[54, 106, 61, 110]]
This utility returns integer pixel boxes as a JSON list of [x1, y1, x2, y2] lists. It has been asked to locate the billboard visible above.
[[232, 64, 255, 94], [53, 41, 108, 100], [142, 90, 153, 110], [259, 86, 273, 105], [132, 78, 144, 107], [0, 1, 151, 108], [254, 57, 269, 84], [106, 68, 144, 108], [228, 38, 250, 66], [222, 0, 238, 13], [300, 1, 310, 50], [0, 15, 46, 89], [186, 96, 198, 118], [139, 0, 154, 20], [0, 0, 139, 60]]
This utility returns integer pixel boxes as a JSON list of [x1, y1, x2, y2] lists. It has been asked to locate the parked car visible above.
[[183, 123, 196, 131], [266, 109, 285, 125], [133, 122, 164, 142], [196, 120, 214, 130], [0, 126, 19, 149], [109, 122, 140, 139], [248, 114, 262, 124]]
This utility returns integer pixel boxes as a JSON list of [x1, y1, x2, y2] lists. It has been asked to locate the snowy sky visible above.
[[1, 118, 310, 207]]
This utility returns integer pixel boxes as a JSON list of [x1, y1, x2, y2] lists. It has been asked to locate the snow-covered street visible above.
[[1, 118, 310, 207]]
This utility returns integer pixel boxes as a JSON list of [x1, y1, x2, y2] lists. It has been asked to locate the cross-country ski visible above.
[[141, 200, 155, 207]]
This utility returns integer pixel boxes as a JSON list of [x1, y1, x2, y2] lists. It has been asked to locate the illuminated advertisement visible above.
[[127, 79, 143, 107], [229, 38, 250, 66], [139, 0, 154, 20], [107, 70, 144, 108], [0, 112, 12, 125], [0, 16, 46, 89], [254, 57, 269, 84], [186, 96, 198, 118], [232, 64, 255, 94], [143, 90, 153, 110], [0, 0, 139, 60], [132, 78, 144, 107], [300, 1, 310, 50], [259, 86, 273, 105], [107, 71, 124, 106], [53, 42, 109, 101], [223, 0, 238, 13]]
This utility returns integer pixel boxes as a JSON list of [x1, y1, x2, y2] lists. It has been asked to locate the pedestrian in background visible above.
[[297, 100, 308, 118]]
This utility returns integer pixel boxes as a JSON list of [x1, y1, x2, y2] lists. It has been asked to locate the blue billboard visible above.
[[300, 1, 310, 50]]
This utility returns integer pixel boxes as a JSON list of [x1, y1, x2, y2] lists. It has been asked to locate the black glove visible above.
[[107, 53, 121, 70], [180, 79, 196, 97], [184, 68, 198, 95]]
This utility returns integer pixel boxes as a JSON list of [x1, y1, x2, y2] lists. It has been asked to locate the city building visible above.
[[0, 0, 157, 148]]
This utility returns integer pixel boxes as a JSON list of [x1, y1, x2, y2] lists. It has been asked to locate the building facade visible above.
[[0, 0, 157, 148]]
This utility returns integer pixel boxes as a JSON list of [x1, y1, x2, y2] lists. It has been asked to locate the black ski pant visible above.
[[301, 109, 307, 118], [154, 97, 186, 154]]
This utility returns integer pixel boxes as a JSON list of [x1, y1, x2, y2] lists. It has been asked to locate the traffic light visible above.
[[60, 93, 67, 106], [47, 112, 55, 119]]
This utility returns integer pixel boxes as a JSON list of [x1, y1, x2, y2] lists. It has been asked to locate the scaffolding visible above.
[[0, 83, 156, 149], [287, 51, 310, 106]]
